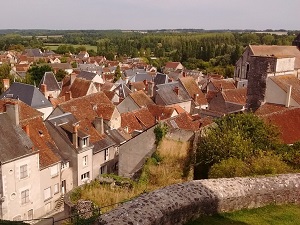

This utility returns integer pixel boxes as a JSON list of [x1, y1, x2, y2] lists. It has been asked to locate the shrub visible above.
[[208, 158, 251, 178], [154, 123, 168, 145]]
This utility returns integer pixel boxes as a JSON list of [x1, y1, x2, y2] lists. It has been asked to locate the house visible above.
[[234, 45, 300, 82], [206, 78, 236, 92], [208, 88, 247, 114], [147, 104, 178, 121], [155, 81, 192, 113], [48, 92, 120, 178], [77, 51, 89, 59], [39, 72, 61, 99], [49, 63, 73, 75], [0, 82, 53, 119], [163, 62, 184, 74], [179, 77, 208, 113], [245, 55, 296, 111], [117, 90, 155, 113], [77, 70, 104, 84]]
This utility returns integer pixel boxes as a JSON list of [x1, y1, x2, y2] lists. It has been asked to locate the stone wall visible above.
[[96, 173, 300, 225]]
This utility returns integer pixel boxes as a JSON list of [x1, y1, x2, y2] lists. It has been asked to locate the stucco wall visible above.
[[96, 173, 300, 225], [118, 126, 156, 178]]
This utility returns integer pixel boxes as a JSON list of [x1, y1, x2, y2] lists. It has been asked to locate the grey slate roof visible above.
[[0, 82, 53, 109], [106, 129, 127, 145], [129, 73, 153, 83], [23, 48, 43, 57], [156, 81, 191, 105], [114, 83, 132, 98], [0, 113, 36, 163], [77, 70, 98, 80], [39, 72, 60, 91], [124, 69, 147, 77], [154, 73, 169, 85]]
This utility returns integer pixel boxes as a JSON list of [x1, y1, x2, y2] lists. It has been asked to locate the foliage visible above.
[[27, 64, 53, 85], [154, 123, 169, 145], [195, 113, 282, 179], [208, 158, 251, 178], [72, 201, 100, 225], [55, 69, 67, 82], [113, 65, 122, 82]]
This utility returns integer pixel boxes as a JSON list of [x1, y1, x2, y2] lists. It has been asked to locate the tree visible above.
[[55, 69, 67, 82], [113, 65, 122, 82], [195, 113, 281, 179], [28, 64, 53, 85]]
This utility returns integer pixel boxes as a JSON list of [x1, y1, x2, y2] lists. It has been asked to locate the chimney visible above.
[[22, 124, 30, 137], [72, 123, 79, 148], [6, 102, 19, 125], [48, 94, 53, 101], [94, 116, 104, 135], [147, 81, 154, 97], [40, 84, 47, 96], [173, 86, 179, 95], [65, 91, 72, 101], [285, 85, 292, 108], [194, 93, 199, 102], [183, 71, 186, 77], [128, 82, 134, 91], [3, 79, 10, 91], [143, 79, 148, 86], [70, 73, 77, 85]]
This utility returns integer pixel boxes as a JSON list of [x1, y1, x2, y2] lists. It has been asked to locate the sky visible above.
[[0, 0, 299, 30]]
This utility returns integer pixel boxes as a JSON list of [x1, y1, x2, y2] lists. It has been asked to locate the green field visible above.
[[44, 43, 97, 52], [186, 204, 300, 225]]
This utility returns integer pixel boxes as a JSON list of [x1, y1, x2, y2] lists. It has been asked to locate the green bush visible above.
[[208, 158, 251, 178], [154, 123, 168, 145]]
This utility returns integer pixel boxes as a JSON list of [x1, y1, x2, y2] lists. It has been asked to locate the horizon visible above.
[[0, 0, 298, 30]]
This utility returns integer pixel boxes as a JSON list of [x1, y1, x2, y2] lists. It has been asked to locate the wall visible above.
[[96, 173, 300, 225], [118, 126, 156, 178]]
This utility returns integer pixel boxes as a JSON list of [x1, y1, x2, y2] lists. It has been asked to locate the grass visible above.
[[186, 204, 300, 225], [71, 138, 193, 213], [44, 43, 97, 51]]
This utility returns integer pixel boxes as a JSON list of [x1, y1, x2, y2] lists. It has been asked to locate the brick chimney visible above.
[[40, 84, 47, 96], [65, 91, 72, 101], [173, 86, 179, 95], [22, 124, 30, 137], [3, 79, 10, 91], [94, 116, 104, 135], [6, 102, 19, 125], [72, 123, 79, 148]]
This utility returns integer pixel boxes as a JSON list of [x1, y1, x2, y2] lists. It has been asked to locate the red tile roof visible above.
[[255, 103, 288, 116], [129, 90, 154, 107], [133, 108, 156, 129], [222, 88, 247, 105], [165, 62, 181, 69], [210, 78, 236, 91], [166, 112, 201, 131], [121, 112, 143, 134], [147, 104, 176, 120], [259, 107, 300, 144], [68, 78, 94, 98], [179, 77, 207, 105]]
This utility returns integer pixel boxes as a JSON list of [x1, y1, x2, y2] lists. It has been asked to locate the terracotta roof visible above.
[[100, 82, 114, 91], [166, 112, 201, 131], [255, 103, 288, 116], [269, 75, 300, 104], [260, 107, 300, 144], [133, 108, 156, 129], [129, 90, 154, 107], [131, 81, 146, 91], [173, 104, 186, 114], [210, 78, 236, 91], [147, 104, 176, 120], [206, 90, 219, 103], [0, 98, 42, 122], [179, 77, 207, 105], [121, 112, 143, 134], [222, 88, 247, 105], [21, 117, 61, 169], [165, 62, 181, 69], [250, 45, 300, 68], [103, 90, 115, 102], [68, 77, 94, 98]]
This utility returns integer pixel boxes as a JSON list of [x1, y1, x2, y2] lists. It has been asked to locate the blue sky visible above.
[[0, 0, 298, 30]]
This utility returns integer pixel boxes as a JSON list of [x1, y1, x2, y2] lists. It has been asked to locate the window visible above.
[[104, 149, 109, 161], [20, 165, 28, 179], [100, 165, 107, 175], [28, 209, 33, 220], [83, 155, 88, 167], [50, 165, 58, 177], [81, 172, 90, 181], [21, 189, 29, 204], [44, 187, 51, 201], [61, 162, 69, 171], [82, 137, 88, 147], [54, 183, 59, 194]]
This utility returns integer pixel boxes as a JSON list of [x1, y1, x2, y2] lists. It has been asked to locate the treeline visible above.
[[0, 30, 298, 77]]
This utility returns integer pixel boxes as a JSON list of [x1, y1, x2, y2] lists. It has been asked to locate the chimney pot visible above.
[[174, 86, 179, 95]]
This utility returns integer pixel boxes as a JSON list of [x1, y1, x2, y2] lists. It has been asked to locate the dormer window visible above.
[[82, 137, 88, 147]]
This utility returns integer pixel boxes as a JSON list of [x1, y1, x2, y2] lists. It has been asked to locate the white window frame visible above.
[[50, 165, 59, 177], [81, 171, 90, 181], [54, 183, 59, 194], [83, 155, 88, 167], [21, 189, 29, 205], [104, 149, 109, 161], [44, 187, 51, 201], [20, 164, 28, 179]]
